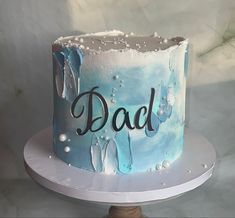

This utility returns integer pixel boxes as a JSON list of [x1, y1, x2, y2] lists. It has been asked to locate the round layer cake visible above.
[[52, 30, 188, 175]]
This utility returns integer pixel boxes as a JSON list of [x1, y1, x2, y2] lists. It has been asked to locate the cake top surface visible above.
[[53, 30, 186, 53]]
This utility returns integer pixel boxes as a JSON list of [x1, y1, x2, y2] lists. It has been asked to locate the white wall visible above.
[[0, 0, 235, 179]]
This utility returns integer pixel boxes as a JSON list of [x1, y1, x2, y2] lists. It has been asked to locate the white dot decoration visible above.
[[161, 182, 166, 186], [187, 169, 192, 173], [155, 164, 162, 171], [124, 34, 129, 37], [202, 163, 208, 169], [75, 37, 79, 41], [162, 160, 171, 169], [59, 134, 67, 142], [86, 46, 90, 50], [163, 39, 168, 43], [68, 163, 71, 167], [49, 155, 52, 159], [79, 38, 84, 43], [64, 146, 71, 153], [105, 136, 109, 141], [130, 32, 134, 36]]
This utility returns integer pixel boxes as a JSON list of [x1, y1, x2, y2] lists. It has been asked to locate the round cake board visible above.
[[24, 127, 216, 217]]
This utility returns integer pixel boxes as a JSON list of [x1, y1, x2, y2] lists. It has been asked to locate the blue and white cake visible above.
[[52, 30, 188, 175]]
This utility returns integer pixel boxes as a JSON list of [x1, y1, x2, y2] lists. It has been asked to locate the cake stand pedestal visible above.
[[24, 128, 216, 218]]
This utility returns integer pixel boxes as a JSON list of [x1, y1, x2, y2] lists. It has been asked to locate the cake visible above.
[[52, 30, 188, 175]]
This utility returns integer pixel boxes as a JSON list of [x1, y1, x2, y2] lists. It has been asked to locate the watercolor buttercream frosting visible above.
[[52, 30, 188, 175]]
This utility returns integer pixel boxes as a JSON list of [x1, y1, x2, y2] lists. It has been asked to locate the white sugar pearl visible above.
[[158, 109, 164, 115], [49, 155, 52, 159], [163, 39, 168, 43], [202, 163, 208, 169], [130, 32, 134, 36], [75, 37, 79, 41], [79, 38, 84, 43], [105, 136, 109, 141], [68, 163, 71, 167], [162, 160, 171, 169], [124, 34, 129, 37], [64, 146, 71, 153], [113, 75, 119, 80], [155, 164, 162, 171], [153, 32, 158, 37], [59, 134, 67, 142], [111, 99, 116, 104], [79, 45, 85, 49]]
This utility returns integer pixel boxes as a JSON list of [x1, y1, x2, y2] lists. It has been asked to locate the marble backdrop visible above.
[[0, 0, 235, 217]]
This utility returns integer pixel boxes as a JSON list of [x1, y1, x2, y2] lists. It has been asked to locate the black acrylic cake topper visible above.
[[71, 86, 156, 135]]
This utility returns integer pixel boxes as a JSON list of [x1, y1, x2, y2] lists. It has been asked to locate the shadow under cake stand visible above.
[[24, 128, 216, 218]]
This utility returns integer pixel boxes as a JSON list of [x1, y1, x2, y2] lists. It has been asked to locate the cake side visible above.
[[52, 31, 188, 174]]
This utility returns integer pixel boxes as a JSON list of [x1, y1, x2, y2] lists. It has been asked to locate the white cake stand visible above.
[[24, 128, 216, 218]]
